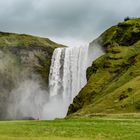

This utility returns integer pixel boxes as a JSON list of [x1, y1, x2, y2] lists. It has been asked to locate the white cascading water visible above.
[[44, 42, 105, 120], [45, 46, 88, 119]]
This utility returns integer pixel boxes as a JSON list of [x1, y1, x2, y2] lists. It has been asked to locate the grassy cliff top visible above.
[[68, 18, 140, 117], [0, 31, 65, 48], [99, 18, 140, 47]]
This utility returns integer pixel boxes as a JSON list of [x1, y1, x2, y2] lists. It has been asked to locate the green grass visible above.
[[0, 31, 65, 48], [0, 117, 139, 140]]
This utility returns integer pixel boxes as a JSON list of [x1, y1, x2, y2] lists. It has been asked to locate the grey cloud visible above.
[[0, 0, 140, 46]]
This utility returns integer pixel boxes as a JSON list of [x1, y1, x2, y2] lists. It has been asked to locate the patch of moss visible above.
[[99, 18, 140, 48]]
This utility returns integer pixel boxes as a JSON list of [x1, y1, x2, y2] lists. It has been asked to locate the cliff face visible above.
[[68, 18, 140, 117], [0, 32, 65, 83], [0, 32, 65, 118]]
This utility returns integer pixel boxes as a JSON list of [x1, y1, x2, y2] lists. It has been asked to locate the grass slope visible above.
[[0, 117, 139, 140], [68, 18, 140, 117], [0, 31, 64, 48]]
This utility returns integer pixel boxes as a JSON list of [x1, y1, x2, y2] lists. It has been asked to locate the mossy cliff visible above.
[[0, 32, 65, 118], [0, 32, 65, 83], [68, 18, 140, 117]]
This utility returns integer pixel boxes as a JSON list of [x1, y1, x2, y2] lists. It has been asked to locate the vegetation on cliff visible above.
[[0, 32, 65, 118], [0, 31, 65, 83], [68, 18, 140, 117]]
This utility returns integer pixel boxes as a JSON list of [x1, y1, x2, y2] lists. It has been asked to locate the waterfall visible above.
[[5, 42, 104, 120], [42, 42, 105, 120], [43, 46, 88, 119]]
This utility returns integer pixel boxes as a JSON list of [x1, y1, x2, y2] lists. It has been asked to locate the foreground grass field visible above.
[[0, 117, 139, 140]]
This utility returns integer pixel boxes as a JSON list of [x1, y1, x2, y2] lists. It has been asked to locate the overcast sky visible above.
[[0, 0, 140, 46]]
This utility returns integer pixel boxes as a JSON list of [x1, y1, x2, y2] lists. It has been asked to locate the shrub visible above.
[[124, 16, 131, 21], [119, 94, 128, 101], [127, 88, 133, 92]]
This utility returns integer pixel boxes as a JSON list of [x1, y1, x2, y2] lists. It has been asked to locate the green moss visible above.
[[99, 18, 140, 48], [0, 32, 65, 48], [68, 18, 140, 117]]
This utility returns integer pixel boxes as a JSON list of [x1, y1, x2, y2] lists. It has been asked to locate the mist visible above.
[[7, 75, 69, 120], [7, 77, 48, 120], [0, 50, 64, 120], [0, 40, 105, 120], [88, 40, 105, 66]]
